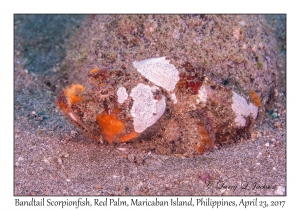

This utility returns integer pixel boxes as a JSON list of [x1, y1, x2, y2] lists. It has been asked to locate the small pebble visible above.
[[274, 122, 280, 128], [43, 157, 51, 165], [274, 186, 285, 195], [62, 153, 69, 158], [256, 152, 262, 159], [18, 157, 24, 161], [274, 89, 278, 97], [57, 158, 63, 165], [70, 130, 78, 138], [117, 148, 127, 152]]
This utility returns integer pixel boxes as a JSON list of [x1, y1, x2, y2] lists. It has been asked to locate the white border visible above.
[[3, 0, 296, 209]]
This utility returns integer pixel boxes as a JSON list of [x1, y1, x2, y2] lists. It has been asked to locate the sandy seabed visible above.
[[14, 14, 286, 196]]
